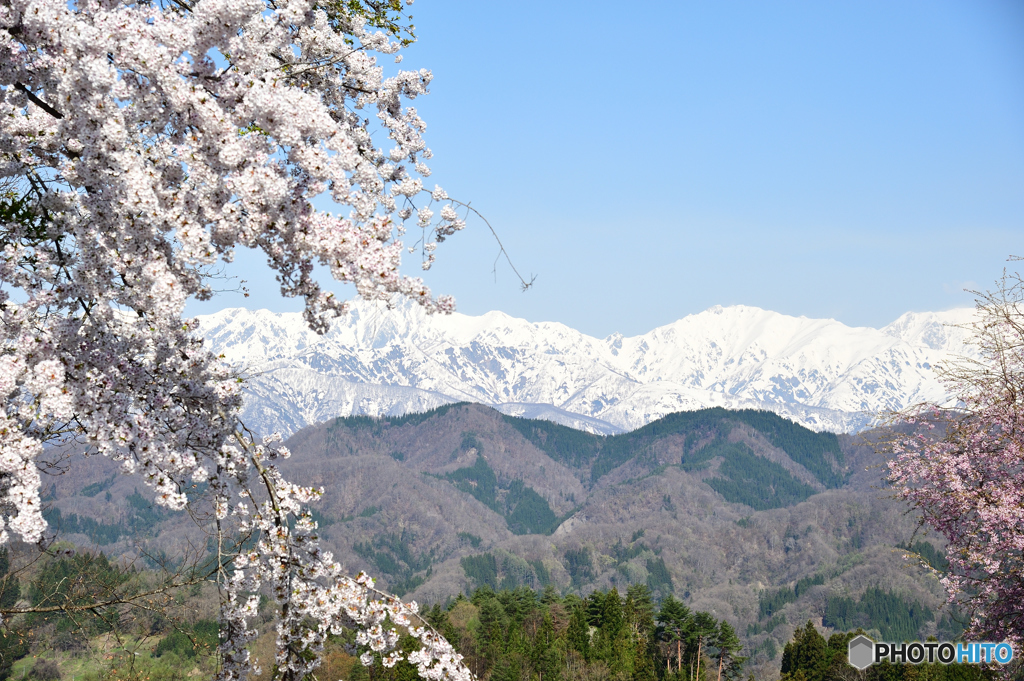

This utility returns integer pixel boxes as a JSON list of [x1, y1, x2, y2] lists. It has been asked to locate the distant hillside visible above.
[[44, 404, 953, 677]]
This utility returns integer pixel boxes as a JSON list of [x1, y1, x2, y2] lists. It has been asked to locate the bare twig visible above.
[[446, 198, 535, 291]]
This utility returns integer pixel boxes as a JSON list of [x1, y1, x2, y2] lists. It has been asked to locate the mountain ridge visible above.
[[196, 302, 979, 436], [42, 403, 952, 675]]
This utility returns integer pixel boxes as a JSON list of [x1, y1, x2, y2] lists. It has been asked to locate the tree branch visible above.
[[14, 83, 63, 120]]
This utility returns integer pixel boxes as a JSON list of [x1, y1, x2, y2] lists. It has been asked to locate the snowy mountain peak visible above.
[[196, 303, 979, 437], [882, 308, 978, 351]]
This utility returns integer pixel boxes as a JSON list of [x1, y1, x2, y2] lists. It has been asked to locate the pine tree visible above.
[[691, 612, 719, 681], [541, 585, 561, 606], [586, 591, 606, 627], [626, 584, 656, 639], [713, 621, 746, 681], [657, 595, 692, 674], [478, 597, 509, 669]]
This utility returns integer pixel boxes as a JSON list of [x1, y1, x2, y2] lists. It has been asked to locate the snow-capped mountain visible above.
[[195, 303, 980, 436]]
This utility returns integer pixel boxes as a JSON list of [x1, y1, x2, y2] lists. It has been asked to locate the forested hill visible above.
[[494, 405, 847, 491], [46, 403, 951, 679], [317, 403, 847, 512]]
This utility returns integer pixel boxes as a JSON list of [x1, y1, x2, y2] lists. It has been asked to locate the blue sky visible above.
[[189, 0, 1024, 338]]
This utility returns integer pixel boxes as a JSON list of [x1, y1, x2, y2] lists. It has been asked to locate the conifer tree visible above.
[[713, 621, 746, 681], [603, 588, 624, 635], [532, 612, 561, 681], [657, 595, 692, 674], [626, 584, 656, 638], [567, 602, 592, 662], [478, 597, 509, 669], [0, 550, 25, 680], [780, 622, 831, 681], [0, 550, 18, 610], [626, 584, 658, 681], [692, 612, 720, 681], [541, 585, 561, 607], [598, 588, 627, 673]]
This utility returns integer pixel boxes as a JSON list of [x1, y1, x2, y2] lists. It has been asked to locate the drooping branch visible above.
[[0, 0, 489, 678]]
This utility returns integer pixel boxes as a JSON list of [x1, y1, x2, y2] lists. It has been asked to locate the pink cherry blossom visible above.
[[887, 274, 1024, 651]]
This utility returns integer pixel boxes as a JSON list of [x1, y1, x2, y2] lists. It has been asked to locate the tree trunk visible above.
[[695, 637, 702, 681], [717, 652, 724, 681]]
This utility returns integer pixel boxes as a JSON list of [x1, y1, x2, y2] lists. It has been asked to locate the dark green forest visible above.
[[372, 588, 992, 681], [822, 588, 932, 643], [399, 584, 748, 681], [332, 405, 849, 514], [779, 622, 998, 681], [496, 407, 845, 493], [441, 447, 564, 536], [41, 489, 169, 546]]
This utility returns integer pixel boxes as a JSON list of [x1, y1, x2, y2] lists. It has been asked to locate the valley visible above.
[[39, 404, 953, 679]]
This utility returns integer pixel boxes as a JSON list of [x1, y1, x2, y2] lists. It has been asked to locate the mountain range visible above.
[[196, 302, 979, 436], [44, 403, 952, 677]]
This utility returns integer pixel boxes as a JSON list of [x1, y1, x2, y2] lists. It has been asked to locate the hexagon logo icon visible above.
[[848, 635, 875, 670]]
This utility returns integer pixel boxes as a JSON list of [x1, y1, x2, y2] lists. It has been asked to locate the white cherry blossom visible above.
[[0, 0, 473, 678]]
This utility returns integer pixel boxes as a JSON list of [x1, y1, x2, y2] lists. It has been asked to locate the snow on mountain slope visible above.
[[195, 303, 980, 436]]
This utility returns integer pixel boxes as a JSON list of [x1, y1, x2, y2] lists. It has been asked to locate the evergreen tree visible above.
[[420, 585, 750, 681], [498, 586, 537, 630], [478, 597, 509, 668], [780, 621, 832, 681], [28, 552, 132, 634], [626, 584, 656, 638], [597, 588, 627, 672], [633, 635, 657, 681], [0, 551, 18, 610], [586, 591, 606, 627], [425, 602, 459, 649], [0, 550, 25, 681], [713, 621, 746, 681], [490, 656, 525, 681], [602, 589, 625, 639], [657, 595, 692, 674], [779, 624, 995, 681], [691, 612, 719, 681], [472, 584, 497, 605], [532, 612, 561, 681], [627, 584, 658, 681], [567, 602, 592, 661]]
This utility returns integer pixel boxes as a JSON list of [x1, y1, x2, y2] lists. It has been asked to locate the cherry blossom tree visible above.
[[0, 0, 481, 678], [887, 270, 1024, 649]]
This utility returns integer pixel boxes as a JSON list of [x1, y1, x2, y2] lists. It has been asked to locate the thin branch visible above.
[[13, 83, 63, 120], [445, 198, 535, 291], [1, 552, 231, 617]]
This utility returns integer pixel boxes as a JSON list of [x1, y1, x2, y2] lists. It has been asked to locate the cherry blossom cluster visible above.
[[887, 283, 1024, 652], [0, 0, 472, 677], [215, 439, 471, 680]]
